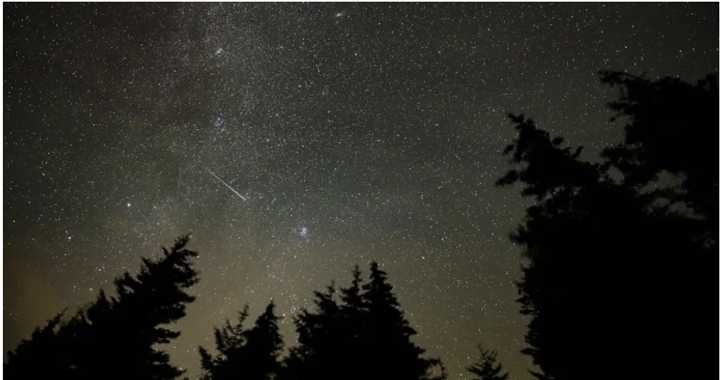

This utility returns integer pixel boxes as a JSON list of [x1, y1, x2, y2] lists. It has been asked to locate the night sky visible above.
[[4, 3, 717, 379]]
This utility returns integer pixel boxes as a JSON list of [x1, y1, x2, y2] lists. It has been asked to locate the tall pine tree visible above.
[[497, 72, 717, 380], [5, 235, 199, 380], [281, 262, 445, 380], [280, 284, 345, 380], [466, 345, 509, 380], [362, 262, 444, 380], [199, 301, 283, 380]]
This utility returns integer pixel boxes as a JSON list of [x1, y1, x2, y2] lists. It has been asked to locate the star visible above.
[[298, 226, 309, 238], [214, 114, 225, 128], [4, 4, 716, 380]]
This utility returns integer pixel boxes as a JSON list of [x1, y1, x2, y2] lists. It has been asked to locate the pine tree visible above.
[[200, 306, 251, 380], [339, 265, 366, 354], [362, 262, 445, 380], [341, 265, 365, 312], [281, 262, 446, 380], [200, 302, 283, 380], [497, 72, 717, 380], [467, 346, 509, 380], [4, 313, 68, 379], [281, 284, 345, 380], [5, 235, 200, 380]]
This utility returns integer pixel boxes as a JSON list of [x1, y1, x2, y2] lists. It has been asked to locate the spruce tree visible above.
[[341, 265, 365, 312], [281, 284, 345, 380], [5, 235, 199, 380], [339, 265, 366, 355], [200, 302, 283, 380], [467, 345, 509, 380], [282, 262, 445, 380], [4, 313, 68, 379], [200, 306, 251, 380], [362, 262, 445, 380], [497, 72, 717, 380]]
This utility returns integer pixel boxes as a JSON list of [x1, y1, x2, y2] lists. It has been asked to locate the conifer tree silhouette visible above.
[[280, 283, 345, 380], [281, 262, 446, 380], [467, 345, 509, 380], [338, 265, 366, 356], [200, 306, 251, 380], [362, 262, 444, 380], [5, 235, 199, 380], [599, 71, 718, 242], [4, 313, 68, 379], [497, 72, 718, 380], [199, 301, 283, 380], [341, 265, 365, 313]]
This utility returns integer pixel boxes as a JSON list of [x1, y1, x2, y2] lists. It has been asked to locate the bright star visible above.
[[214, 114, 224, 128], [299, 226, 309, 238]]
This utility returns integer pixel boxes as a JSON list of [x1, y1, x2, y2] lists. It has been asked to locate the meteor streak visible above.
[[206, 168, 248, 201]]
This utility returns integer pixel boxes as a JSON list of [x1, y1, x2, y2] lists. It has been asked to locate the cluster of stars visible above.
[[4, 3, 717, 380]]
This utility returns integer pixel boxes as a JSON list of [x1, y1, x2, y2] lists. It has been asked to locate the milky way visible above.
[[4, 3, 717, 378]]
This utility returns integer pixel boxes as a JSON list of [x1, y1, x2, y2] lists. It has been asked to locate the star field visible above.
[[4, 3, 717, 379]]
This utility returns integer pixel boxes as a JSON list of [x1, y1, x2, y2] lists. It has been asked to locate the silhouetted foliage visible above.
[[599, 71, 719, 241], [5, 235, 199, 380], [4, 313, 68, 379], [281, 262, 446, 380], [467, 345, 509, 380], [199, 301, 283, 380], [497, 72, 718, 380]]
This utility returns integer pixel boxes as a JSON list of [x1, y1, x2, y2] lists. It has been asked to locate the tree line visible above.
[[5, 238, 451, 380], [6, 71, 717, 380]]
